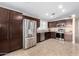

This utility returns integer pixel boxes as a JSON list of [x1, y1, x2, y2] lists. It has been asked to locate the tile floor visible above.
[[4, 39, 79, 56]]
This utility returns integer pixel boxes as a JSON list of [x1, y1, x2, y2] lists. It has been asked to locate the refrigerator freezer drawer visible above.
[[23, 37, 36, 49]]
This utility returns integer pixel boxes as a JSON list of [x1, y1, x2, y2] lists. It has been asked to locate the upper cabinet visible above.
[[48, 20, 66, 28], [37, 21, 40, 28], [48, 21, 57, 28], [65, 19, 72, 27], [56, 20, 66, 26]]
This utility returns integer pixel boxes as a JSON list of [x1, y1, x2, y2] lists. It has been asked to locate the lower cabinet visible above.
[[37, 32, 51, 43], [37, 33, 41, 43], [64, 33, 72, 42], [45, 32, 51, 40], [37, 32, 56, 43], [51, 32, 56, 39]]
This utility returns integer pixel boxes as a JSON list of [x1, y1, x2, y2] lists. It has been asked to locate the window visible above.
[[40, 21, 48, 29]]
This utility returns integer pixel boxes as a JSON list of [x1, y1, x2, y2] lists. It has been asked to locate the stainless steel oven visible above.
[[56, 28, 65, 40], [56, 23, 65, 40], [56, 33, 64, 39]]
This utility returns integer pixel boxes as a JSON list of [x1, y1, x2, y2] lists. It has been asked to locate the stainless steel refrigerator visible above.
[[23, 19, 37, 49]]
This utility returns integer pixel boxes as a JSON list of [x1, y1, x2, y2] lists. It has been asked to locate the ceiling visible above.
[[0, 2, 79, 21]]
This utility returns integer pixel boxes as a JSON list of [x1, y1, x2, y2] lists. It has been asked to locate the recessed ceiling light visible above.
[[62, 9, 65, 12], [51, 16, 53, 17], [58, 5, 63, 9], [45, 13, 49, 16]]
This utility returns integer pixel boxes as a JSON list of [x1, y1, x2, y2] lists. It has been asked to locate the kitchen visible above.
[[0, 2, 79, 56], [37, 17, 73, 42]]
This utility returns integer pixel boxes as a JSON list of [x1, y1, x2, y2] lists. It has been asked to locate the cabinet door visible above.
[[0, 8, 9, 55], [64, 19, 72, 42], [51, 32, 56, 38], [37, 33, 40, 43], [9, 11, 23, 51], [56, 20, 66, 27], [48, 22, 56, 28], [65, 19, 72, 26], [45, 32, 51, 40], [37, 21, 40, 28], [64, 33, 72, 42]]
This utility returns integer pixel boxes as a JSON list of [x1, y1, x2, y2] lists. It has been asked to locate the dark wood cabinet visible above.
[[48, 19, 72, 42], [37, 33, 40, 43], [48, 20, 66, 28], [9, 10, 23, 51], [51, 32, 56, 38], [0, 7, 10, 54], [45, 32, 51, 40], [57, 20, 66, 24], [65, 19, 72, 26], [0, 7, 40, 55], [0, 7, 23, 55], [56, 20, 66, 27], [36, 20, 40, 28], [48, 21, 57, 28]]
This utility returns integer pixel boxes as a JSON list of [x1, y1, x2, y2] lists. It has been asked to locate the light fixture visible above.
[[45, 13, 49, 16], [58, 5, 63, 9], [50, 16, 53, 17], [62, 9, 65, 12]]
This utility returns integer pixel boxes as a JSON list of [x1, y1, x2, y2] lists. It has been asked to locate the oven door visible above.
[[56, 33, 64, 39]]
